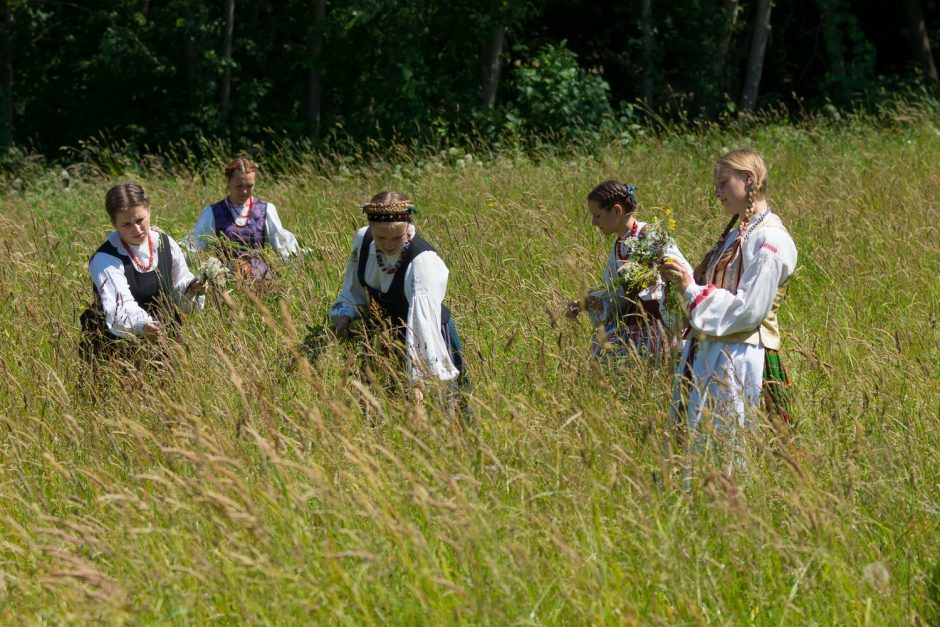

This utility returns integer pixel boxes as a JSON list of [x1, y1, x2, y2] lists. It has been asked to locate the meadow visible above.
[[0, 106, 938, 624]]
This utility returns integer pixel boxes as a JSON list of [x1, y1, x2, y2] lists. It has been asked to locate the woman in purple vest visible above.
[[184, 157, 299, 282], [330, 191, 467, 401], [81, 182, 206, 357]]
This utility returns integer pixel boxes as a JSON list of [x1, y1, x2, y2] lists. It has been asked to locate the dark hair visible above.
[[224, 157, 257, 180], [105, 182, 150, 222], [587, 180, 638, 213]]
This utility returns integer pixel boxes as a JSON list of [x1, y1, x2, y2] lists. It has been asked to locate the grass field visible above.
[[0, 106, 938, 624]]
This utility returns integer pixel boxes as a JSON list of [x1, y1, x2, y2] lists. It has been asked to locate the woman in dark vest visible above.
[[82, 182, 206, 356], [329, 191, 467, 397], [185, 157, 299, 283]]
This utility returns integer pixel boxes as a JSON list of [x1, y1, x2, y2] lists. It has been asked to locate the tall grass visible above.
[[0, 106, 938, 623]]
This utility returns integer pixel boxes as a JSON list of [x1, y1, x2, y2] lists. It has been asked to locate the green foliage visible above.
[[2, 0, 937, 158], [507, 42, 614, 139], [0, 111, 939, 622]]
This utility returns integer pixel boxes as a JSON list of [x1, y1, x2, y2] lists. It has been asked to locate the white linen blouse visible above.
[[88, 229, 205, 338], [330, 225, 459, 381]]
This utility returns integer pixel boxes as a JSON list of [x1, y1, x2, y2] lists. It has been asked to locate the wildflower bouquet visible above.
[[615, 209, 684, 325], [196, 256, 230, 287]]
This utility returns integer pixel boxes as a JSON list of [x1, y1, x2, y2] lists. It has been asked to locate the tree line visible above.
[[0, 0, 937, 159]]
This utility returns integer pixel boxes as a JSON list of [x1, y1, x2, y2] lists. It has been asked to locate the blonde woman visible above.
[[660, 150, 797, 445]]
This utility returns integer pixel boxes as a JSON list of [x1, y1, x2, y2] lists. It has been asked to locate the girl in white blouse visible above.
[[81, 182, 206, 357], [660, 150, 797, 455], [567, 180, 692, 360], [184, 157, 299, 284], [330, 192, 466, 394]]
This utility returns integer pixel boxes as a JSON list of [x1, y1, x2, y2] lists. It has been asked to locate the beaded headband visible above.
[[362, 199, 416, 223]]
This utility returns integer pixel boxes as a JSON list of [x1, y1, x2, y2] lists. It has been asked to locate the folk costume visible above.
[[673, 209, 796, 436], [185, 197, 298, 281], [588, 220, 692, 359], [81, 229, 204, 355], [329, 201, 465, 383]]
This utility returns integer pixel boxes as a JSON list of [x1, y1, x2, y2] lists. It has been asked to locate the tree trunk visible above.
[[184, 1, 200, 99], [902, 0, 939, 88], [1, 0, 12, 151], [740, 0, 772, 112], [706, 0, 738, 117], [220, 0, 235, 120], [307, 0, 326, 136], [640, 0, 654, 104], [482, 23, 505, 110]]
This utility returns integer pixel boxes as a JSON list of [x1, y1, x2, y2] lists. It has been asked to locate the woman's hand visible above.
[[584, 294, 605, 313], [333, 315, 352, 339], [141, 321, 163, 336], [187, 278, 208, 295], [565, 300, 581, 319], [659, 259, 693, 291]]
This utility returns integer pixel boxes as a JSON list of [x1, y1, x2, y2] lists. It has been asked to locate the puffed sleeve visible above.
[[404, 252, 459, 381], [165, 235, 205, 312], [329, 226, 370, 321], [682, 227, 797, 337], [183, 206, 216, 253], [89, 253, 155, 337], [264, 202, 300, 259]]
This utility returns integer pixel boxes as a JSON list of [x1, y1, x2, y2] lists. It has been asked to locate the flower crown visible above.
[[361, 199, 416, 222]]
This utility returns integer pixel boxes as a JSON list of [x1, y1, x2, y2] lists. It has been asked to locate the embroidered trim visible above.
[[760, 242, 778, 254], [689, 284, 715, 313]]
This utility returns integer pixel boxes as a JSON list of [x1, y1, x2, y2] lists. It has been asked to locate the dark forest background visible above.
[[1, 0, 938, 160]]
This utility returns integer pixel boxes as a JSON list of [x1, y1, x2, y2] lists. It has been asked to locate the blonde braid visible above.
[[739, 183, 757, 235]]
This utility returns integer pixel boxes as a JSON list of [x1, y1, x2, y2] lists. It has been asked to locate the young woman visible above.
[[567, 180, 691, 360], [660, 150, 797, 446], [185, 157, 299, 283], [329, 192, 466, 395], [81, 182, 206, 356]]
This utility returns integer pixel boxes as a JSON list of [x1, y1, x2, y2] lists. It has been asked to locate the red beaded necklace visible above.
[[615, 221, 640, 260], [228, 196, 254, 227], [121, 232, 155, 272]]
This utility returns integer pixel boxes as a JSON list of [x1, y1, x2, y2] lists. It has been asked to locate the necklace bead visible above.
[[122, 232, 155, 272], [615, 221, 640, 260], [376, 240, 412, 274]]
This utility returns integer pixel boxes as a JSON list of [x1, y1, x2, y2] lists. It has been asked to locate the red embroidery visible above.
[[689, 284, 715, 312], [760, 242, 778, 254]]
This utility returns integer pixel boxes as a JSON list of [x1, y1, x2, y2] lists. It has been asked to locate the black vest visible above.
[[356, 230, 451, 335], [90, 234, 174, 321]]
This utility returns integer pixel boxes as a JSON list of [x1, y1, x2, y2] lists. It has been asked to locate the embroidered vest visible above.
[[691, 213, 790, 350], [356, 229, 451, 341], [211, 198, 268, 254]]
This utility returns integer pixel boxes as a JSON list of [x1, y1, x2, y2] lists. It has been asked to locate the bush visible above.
[[507, 41, 614, 140]]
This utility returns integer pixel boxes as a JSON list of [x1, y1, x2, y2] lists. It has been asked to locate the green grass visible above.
[[0, 107, 938, 624]]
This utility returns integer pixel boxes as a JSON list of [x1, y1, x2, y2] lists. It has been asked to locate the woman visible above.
[[329, 192, 467, 399], [82, 182, 206, 358], [660, 149, 797, 451], [185, 157, 299, 284]]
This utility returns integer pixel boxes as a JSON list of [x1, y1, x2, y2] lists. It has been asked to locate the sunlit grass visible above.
[[0, 105, 938, 623]]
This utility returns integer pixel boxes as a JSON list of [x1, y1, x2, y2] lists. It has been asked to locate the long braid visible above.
[[739, 183, 757, 236]]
